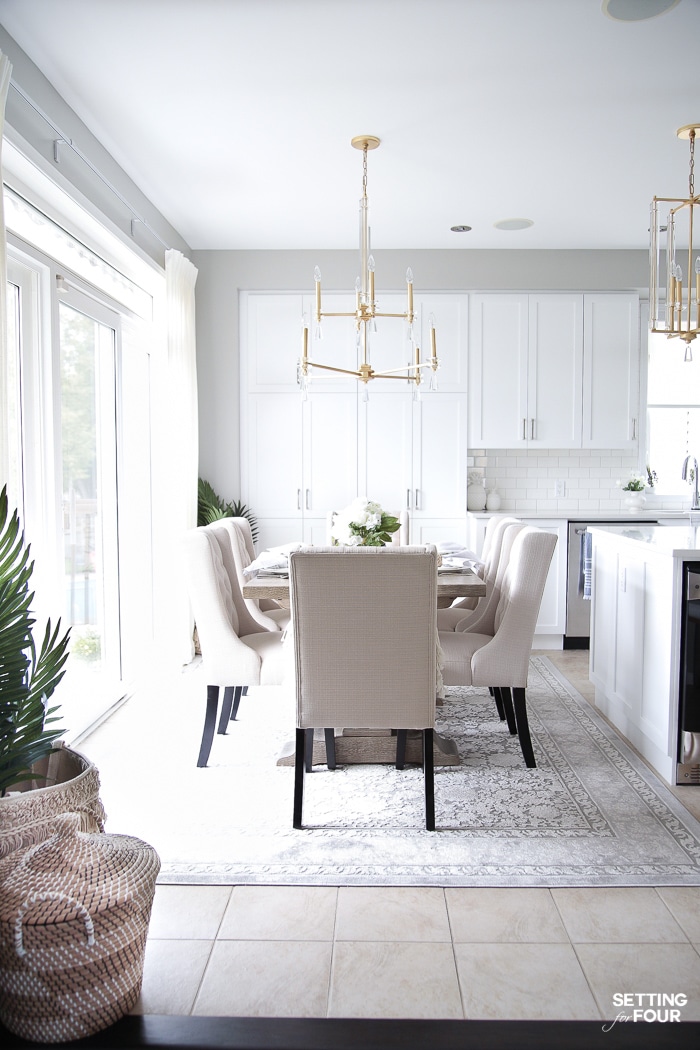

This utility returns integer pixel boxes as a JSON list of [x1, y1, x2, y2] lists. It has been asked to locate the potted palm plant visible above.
[[0, 485, 104, 855]]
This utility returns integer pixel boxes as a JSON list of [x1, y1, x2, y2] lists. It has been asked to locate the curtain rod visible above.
[[9, 78, 172, 252]]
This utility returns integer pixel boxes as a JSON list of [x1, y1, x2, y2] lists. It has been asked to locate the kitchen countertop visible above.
[[468, 509, 690, 521], [588, 522, 700, 558]]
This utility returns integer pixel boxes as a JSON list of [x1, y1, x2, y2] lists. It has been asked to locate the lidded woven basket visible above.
[[0, 812, 160, 1043]]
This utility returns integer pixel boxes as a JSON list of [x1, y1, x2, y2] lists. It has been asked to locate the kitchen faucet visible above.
[[682, 455, 700, 510]]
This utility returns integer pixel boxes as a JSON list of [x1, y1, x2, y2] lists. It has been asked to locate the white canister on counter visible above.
[[467, 471, 487, 511], [486, 486, 501, 511]]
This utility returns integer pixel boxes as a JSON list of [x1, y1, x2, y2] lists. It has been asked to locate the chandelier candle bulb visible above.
[[368, 255, 375, 303]]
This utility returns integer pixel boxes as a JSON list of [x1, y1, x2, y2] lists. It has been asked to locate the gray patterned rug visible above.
[[84, 656, 700, 886]]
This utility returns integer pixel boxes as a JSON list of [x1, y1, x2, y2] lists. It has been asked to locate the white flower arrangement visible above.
[[330, 497, 400, 547], [616, 471, 647, 493]]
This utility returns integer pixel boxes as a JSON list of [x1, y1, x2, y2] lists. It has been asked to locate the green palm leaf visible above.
[[0, 485, 70, 795]]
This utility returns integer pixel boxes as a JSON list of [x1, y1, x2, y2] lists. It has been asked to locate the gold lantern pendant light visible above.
[[650, 123, 700, 360], [299, 136, 438, 393]]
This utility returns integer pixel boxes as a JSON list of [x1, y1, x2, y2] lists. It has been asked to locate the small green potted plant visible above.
[[616, 471, 648, 511], [0, 485, 104, 854]]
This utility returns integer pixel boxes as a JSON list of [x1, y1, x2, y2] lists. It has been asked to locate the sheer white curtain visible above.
[[0, 52, 13, 492], [153, 248, 199, 665]]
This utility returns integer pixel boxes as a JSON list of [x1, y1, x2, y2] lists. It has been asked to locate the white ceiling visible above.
[[0, 0, 698, 251]]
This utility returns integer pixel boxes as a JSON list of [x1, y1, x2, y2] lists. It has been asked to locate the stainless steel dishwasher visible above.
[[564, 520, 657, 648]]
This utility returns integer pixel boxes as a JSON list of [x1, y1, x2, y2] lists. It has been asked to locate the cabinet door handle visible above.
[[297, 488, 302, 511], [632, 418, 637, 440], [530, 418, 536, 440], [406, 488, 412, 509], [415, 488, 421, 511], [305, 489, 310, 510], [522, 418, 527, 441]]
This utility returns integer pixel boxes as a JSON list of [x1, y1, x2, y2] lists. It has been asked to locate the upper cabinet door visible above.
[[468, 294, 529, 448], [527, 294, 583, 449], [243, 293, 305, 392], [582, 294, 640, 449]]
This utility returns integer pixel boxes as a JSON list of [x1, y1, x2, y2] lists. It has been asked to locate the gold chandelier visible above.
[[650, 123, 700, 357], [299, 136, 438, 391]]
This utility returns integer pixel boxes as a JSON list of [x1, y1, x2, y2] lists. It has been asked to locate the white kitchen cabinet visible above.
[[468, 292, 639, 451], [582, 293, 640, 449], [241, 391, 357, 547], [467, 513, 567, 644], [468, 294, 582, 449], [589, 526, 680, 784], [241, 292, 469, 548]]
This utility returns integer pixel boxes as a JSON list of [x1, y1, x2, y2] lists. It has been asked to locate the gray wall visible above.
[[192, 248, 649, 502], [0, 26, 190, 265]]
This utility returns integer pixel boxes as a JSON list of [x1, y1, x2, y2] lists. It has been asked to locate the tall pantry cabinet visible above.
[[240, 292, 469, 551]]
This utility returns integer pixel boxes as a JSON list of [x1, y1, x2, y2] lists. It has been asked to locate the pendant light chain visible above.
[[362, 145, 369, 200], [690, 128, 695, 198]]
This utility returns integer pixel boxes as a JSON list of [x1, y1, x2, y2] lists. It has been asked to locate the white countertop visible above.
[[468, 510, 689, 522], [588, 522, 700, 558]]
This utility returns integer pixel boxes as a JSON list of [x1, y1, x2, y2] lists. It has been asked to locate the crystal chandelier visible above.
[[649, 123, 700, 358], [299, 136, 438, 392]]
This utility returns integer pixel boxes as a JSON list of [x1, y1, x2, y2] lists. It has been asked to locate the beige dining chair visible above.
[[181, 521, 288, 767], [224, 517, 290, 631], [289, 545, 439, 830], [438, 527, 557, 768], [437, 515, 520, 631]]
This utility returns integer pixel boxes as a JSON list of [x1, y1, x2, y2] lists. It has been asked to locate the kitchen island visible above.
[[588, 523, 700, 787]]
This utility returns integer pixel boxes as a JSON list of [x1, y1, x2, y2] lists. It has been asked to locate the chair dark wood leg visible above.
[[217, 686, 235, 734], [423, 728, 435, 831], [324, 729, 336, 770], [512, 687, 536, 768], [293, 727, 306, 829], [492, 687, 506, 721], [305, 728, 314, 772], [498, 687, 518, 735], [197, 685, 220, 767], [231, 685, 245, 720], [396, 730, 407, 770]]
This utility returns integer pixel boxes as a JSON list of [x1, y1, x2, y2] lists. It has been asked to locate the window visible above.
[[646, 331, 700, 496], [4, 212, 158, 740]]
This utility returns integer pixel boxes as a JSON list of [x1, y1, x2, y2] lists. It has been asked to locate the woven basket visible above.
[[0, 812, 160, 1043], [0, 744, 106, 859]]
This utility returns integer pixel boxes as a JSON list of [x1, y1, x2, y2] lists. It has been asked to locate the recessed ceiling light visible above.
[[450, 225, 472, 233], [494, 218, 534, 231], [602, 0, 680, 22]]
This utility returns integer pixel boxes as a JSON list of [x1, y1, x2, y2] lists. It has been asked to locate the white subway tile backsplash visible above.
[[477, 448, 657, 515]]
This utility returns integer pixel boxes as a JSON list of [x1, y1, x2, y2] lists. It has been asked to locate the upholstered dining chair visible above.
[[289, 545, 439, 830], [182, 521, 288, 768], [224, 517, 290, 631], [438, 527, 557, 768], [437, 515, 520, 631]]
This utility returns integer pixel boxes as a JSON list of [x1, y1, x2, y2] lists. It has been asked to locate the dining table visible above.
[[243, 567, 486, 769], [242, 567, 486, 604]]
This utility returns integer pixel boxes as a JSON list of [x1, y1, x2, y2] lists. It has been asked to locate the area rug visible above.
[[81, 656, 700, 887]]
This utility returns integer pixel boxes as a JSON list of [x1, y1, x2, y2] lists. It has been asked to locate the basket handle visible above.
[[14, 891, 95, 958]]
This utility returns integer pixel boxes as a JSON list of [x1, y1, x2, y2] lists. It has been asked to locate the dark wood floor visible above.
[[2, 1016, 698, 1050]]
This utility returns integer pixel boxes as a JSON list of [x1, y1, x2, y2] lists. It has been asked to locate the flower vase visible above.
[[624, 492, 646, 512]]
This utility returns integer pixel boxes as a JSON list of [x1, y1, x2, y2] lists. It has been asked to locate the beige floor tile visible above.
[[552, 887, 687, 943], [328, 941, 463, 1019], [657, 887, 700, 941], [147, 884, 231, 940], [575, 943, 700, 1021], [218, 884, 337, 940], [446, 887, 568, 943], [454, 943, 600, 1020], [132, 939, 212, 1015], [193, 940, 332, 1017], [335, 886, 451, 942]]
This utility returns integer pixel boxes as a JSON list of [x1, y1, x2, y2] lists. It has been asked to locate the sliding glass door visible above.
[[57, 293, 122, 729]]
